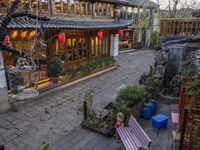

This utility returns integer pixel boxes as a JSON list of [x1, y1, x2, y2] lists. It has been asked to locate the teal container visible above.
[[150, 99, 157, 114], [140, 102, 153, 119]]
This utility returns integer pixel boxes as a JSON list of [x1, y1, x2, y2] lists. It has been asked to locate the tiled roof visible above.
[[192, 10, 200, 17], [0, 16, 132, 29], [100, 0, 158, 8]]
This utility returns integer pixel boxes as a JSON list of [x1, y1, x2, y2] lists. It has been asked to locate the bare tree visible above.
[[168, 0, 181, 18]]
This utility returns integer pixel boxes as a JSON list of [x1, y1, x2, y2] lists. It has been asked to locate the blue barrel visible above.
[[140, 102, 153, 119], [150, 99, 157, 114]]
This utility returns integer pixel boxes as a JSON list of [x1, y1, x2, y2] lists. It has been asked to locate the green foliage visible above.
[[115, 86, 148, 118], [7, 69, 24, 94], [41, 143, 49, 150], [84, 89, 95, 113], [150, 31, 159, 47], [63, 56, 115, 77], [144, 75, 161, 95], [47, 57, 63, 78], [181, 56, 197, 77], [187, 79, 200, 101]]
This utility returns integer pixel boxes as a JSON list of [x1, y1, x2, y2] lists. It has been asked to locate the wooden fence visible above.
[[160, 18, 200, 36]]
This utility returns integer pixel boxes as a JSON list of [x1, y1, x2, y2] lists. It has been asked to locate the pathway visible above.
[[0, 50, 155, 150]]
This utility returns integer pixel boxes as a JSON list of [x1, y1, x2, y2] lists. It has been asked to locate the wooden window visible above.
[[55, 0, 62, 13], [41, 0, 49, 12], [70, 0, 75, 14], [30, 0, 38, 12], [63, 0, 69, 14]]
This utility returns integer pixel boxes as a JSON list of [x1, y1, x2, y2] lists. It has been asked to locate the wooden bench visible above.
[[116, 116, 151, 150]]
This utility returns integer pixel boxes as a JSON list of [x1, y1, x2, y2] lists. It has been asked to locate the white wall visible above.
[[0, 51, 10, 113], [110, 34, 119, 56]]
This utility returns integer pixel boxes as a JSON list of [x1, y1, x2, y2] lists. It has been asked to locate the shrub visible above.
[[115, 86, 148, 118], [47, 57, 63, 78], [181, 56, 197, 77], [144, 75, 161, 97], [7, 69, 24, 94]]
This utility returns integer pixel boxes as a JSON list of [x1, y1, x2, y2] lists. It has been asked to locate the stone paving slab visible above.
[[50, 102, 174, 150], [0, 50, 155, 150]]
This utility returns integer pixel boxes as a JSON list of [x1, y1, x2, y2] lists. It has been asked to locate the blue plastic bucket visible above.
[[140, 102, 153, 119]]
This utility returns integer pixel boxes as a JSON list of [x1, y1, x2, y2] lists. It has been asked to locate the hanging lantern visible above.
[[118, 29, 124, 37], [58, 32, 65, 44], [3, 35, 11, 45], [97, 31, 103, 40]]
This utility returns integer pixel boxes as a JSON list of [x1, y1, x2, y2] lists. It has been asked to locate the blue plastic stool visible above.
[[152, 114, 168, 136]]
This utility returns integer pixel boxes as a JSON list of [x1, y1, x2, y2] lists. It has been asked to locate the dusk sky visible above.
[[152, 0, 200, 10]]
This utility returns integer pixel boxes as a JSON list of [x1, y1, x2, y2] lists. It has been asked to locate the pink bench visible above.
[[116, 116, 151, 150]]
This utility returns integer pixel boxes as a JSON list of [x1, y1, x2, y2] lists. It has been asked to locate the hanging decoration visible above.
[[58, 32, 66, 44], [97, 31, 103, 40], [10, 31, 18, 40], [3, 35, 11, 45], [118, 29, 124, 37]]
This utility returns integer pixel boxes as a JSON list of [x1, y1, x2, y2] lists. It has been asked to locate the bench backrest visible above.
[[128, 116, 151, 147]]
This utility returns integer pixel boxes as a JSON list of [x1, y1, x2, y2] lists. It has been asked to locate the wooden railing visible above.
[[160, 18, 200, 36]]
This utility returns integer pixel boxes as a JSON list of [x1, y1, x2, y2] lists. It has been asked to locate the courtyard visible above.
[[0, 50, 156, 150]]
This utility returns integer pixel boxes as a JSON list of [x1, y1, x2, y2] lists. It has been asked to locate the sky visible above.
[[151, 0, 200, 10]]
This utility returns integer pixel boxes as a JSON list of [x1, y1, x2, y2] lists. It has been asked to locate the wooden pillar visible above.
[[85, 2, 88, 15], [74, 1, 76, 15], [179, 109, 188, 150], [51, 0, 55, 14], [68, 0, 71, 15], [125, 7, 128, 20], [61, 1, 64, 14], [80, 1, 82, 16]]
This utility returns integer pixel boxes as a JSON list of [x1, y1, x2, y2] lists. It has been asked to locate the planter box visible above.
[[81, 120, 115, 137]]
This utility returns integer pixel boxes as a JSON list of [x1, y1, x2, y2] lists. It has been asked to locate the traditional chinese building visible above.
[[0, 0, 157, 112]]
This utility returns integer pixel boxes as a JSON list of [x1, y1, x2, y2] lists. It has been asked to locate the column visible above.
[[0, 51, 10, 113], [110, 34, 119, 57]]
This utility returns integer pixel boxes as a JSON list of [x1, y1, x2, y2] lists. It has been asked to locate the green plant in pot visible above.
[[47, 57, 63, 83], [144, 75, 161, 99], [7, 69, 24, 95], [115, 86, 148, 123]]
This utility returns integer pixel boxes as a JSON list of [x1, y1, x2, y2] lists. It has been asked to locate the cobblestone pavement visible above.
[[0, 50, 155, 150], [50, 102, 173, 150]]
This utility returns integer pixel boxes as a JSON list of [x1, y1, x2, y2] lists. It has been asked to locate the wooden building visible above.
[[0, 0, 134, 92]]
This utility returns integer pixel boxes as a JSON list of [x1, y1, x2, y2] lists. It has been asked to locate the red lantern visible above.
[[118, 29, 124, 37], [58, 32, 65, 44], [97, 31, 103, 40], [3, 35, 11, 45]]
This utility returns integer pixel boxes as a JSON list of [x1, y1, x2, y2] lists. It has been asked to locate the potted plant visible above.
[[47, 57, 63, 83], [7, 69, 24, 95], [115, 86, 148, 122], [144, 75, 161, 99]]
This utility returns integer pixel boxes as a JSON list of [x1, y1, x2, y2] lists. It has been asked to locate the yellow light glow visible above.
[[11, 30, 18, 39], [21, 31, 27, 39], [28, 30, 36, 40]]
